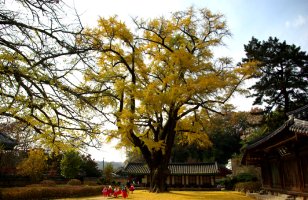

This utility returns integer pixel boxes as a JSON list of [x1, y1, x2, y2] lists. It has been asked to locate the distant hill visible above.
[[97, 161, 124, 170]]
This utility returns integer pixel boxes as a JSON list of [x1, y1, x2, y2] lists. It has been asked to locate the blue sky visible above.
[[66, 0, 308, 162], [71, 0, 308, 63]]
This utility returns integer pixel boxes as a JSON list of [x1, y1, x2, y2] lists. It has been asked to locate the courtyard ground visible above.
[[56, 190, 254, 200]]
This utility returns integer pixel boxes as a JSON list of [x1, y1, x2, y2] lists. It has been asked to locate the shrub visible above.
[[236, 173, 258, 182], [220, 177, 237, 190], [235, 181, 261, 193], [83, 180, 98, 186], [25, 184, 41, 187], [220, 173, 259, 190], [67, 179, 82, 185], [40, 180, 56, 187], [97, 177, 106, 184], [1, 185, 102, 200]]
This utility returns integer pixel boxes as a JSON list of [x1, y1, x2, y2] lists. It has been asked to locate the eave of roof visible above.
[[168, 162, 219, 175], [287, 104, 308, 119], [120, 162, 219, 175], [245, 118, 293, 151], [245, 107, 308, 152], [289, 119, 308, 136], [242, 104, 308, 165]]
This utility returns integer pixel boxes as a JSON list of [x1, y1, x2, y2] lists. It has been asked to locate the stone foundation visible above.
[[246, 192, 307, 200]]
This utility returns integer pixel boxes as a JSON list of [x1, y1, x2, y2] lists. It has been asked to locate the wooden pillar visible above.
[[295, 142, 305, 192], [267, 158, 273, 189], [278, 158, 284, 190], [211, 176, 215, 186]]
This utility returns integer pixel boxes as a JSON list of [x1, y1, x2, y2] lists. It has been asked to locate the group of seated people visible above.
[[102, 184, 135, 198]]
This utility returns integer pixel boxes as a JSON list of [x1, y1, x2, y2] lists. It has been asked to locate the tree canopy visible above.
[[199, 111, 249, 164], [17, 148, 47, 182], [80, 154, 101, 177], [0, 0, 102, 152], [80, 7, 253, 192], [242, 37, 308, 117], [60, 150, 82, 179]]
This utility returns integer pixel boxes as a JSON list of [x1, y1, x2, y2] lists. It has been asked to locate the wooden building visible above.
[[117, 162, 223, 188], [242, 105, 308, 198]]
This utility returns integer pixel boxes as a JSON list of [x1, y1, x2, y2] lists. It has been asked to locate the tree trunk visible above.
[[149, 164, 170, 193], [136, 115, 177, 193]]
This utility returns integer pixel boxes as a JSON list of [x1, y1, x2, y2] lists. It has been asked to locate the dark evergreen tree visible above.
[[80, 154, 101, 177], [242, 37, 308, 118]]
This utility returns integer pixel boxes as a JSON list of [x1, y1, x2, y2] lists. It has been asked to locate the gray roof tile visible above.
[[121, 162, 219, 175]]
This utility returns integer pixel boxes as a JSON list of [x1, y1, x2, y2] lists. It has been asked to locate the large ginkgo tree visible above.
[[80, 7, 254, 192]]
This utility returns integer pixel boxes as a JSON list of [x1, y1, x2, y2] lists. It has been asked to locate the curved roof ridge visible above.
[[169, 162, 217, 165], [246, 118, 293, 150], [287, 104, 308, 119]]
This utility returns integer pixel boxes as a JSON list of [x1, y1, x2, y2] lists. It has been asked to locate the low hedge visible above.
[[40, 180, 57, 187], [220, 173, 259, 190], [83, 180, 98, 186], [67, 179, 82, 186], [1, 185, 102, 200], [235, 181, 261, 193]]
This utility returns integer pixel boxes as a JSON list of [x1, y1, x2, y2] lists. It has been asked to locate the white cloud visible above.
[[294, 15, 307, 27], [285, 15, 307, 28]]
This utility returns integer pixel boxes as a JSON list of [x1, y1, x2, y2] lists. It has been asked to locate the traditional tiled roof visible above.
[[245, 119, 291, 151], [122, 163, 149, 175], [289, 119, 308, 136], [246, 105, 308, 151], [119, 162, 219, 176], [0, 132, 17, 150], [287, 104, 308, 120], [168, 163, 219, 175], [242, 105, 308, 165]]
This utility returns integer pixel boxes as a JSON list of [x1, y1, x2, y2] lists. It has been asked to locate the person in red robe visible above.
[[121, 186, 128, 198], [129, 184, 135, 194], [107, 185, 113, 197], [102, 186, 108, 197], [113, 186, 121, 198]]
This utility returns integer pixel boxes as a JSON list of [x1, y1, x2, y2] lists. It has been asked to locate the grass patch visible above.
[[55, 190, 254, 200]]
